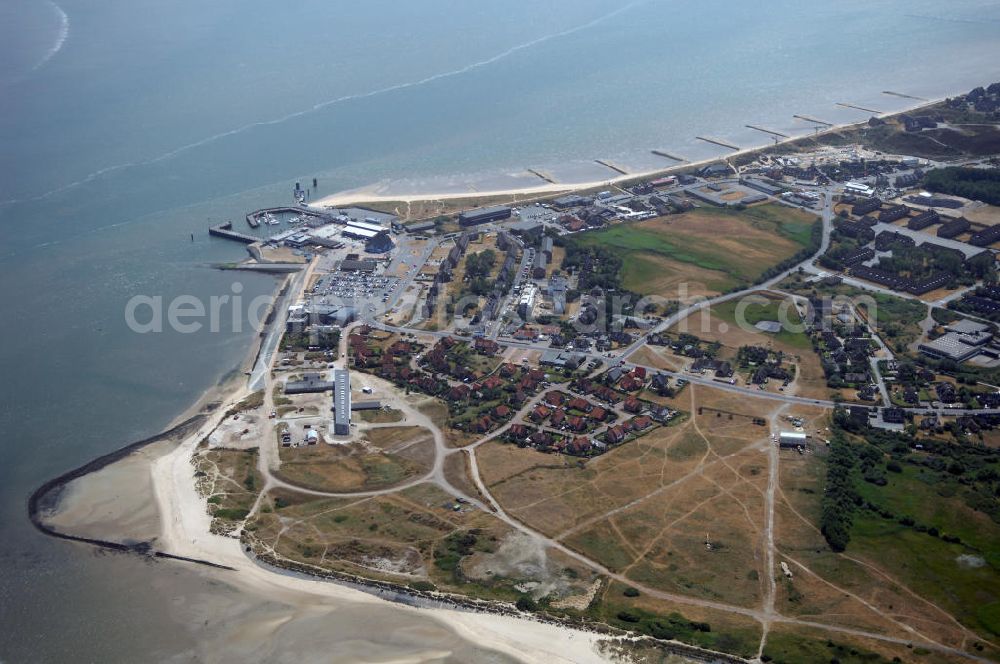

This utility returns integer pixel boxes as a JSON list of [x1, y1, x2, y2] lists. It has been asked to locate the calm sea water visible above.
[[1, 0, 1000, 660]]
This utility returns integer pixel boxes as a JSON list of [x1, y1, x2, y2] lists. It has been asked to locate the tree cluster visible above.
[[464, 249, 496, 296], [924, 167, 1000, 206], [820, 424, 861, 552]]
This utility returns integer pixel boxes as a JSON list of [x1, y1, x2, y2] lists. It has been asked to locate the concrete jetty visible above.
[[836, 102, 883, 114], [695, 136, 740, 151], [595, 159, 629, 175], [883, 90, 928, 102], [745, 125, 789, 139], [220, 262, 304, 273], [793, 114, 833, 127], [526, 169, 557, 184], [209, 221, 259, 244], [246, 206, 331, 228], [651, 150, 688, 163]]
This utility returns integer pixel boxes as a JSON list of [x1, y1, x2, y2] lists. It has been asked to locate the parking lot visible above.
[[514, 203, 560, 227], [311, 272, 400, 307]]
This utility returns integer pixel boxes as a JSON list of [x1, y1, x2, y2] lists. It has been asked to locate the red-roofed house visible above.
[[545, 391, 567, 407], [619, 376, 643, 392], [474, 338, 501, 355], [631, 415, 653, 431], [530, 405, 551, 422], [447, 385, 472, 402], [508, 424, 531, 441], [605, 426, 627, 444], [478, 376, 504, 391]]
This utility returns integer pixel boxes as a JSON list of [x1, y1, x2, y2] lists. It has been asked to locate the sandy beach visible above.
[[33, 262, 617, 662], [38, 329, 612, 663], [146, 401, 610, 663], [310, 96, 952, 211], [31, 90, 973, 664], [38, 375, 613, 663]]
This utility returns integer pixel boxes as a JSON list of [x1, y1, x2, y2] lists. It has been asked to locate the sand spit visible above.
[[149, 410, 611, 663], [32, 399, 611, 663]]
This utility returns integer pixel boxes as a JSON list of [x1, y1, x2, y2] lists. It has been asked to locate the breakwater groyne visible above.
[[209, 221, 258, 244], [695, 135, 740, 151], [651, 150, 687, 163], [836, 101, 883, 114], [246, 206, 333, 228], [27, 415, 236, 572], [746, 125, 789, 139]]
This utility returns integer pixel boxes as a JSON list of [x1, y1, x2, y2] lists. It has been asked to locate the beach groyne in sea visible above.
[[27, 415, 236, 572]]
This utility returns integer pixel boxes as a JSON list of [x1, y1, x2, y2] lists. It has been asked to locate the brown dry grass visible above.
[[479, 385, 780, 609], [357, 408, 405, 424], [275, 437, 431, 493], [670, 292, 799, 352], [443, 450, 484, 502], [630, 345, 689, 372], [789, 349, 833, 401], [364, 426, 432, 451], [668, 291, 828, 398], [248, 484, 514, 588], [551, 386, 784, 607], [966, 204, 1000, 227], [646, 212, 805, 271], [624, 252, 731, 300]]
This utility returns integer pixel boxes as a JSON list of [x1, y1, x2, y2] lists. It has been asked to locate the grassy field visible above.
[[574, 204, 818, 295], [762, 625, 899, 664], [774, 442, 1000, 657], [856, 293, 928, 354], [710, 294, 812, 351], [194, 448, 263, 532], [852, 464, 1000, 638], [480, 386, 776, 608], [274, 431, 433, 492], [668, 291, 821, 398], [245, 483, 604, 603], [357, 408, 404, 423], [586, 581, 763, 659]]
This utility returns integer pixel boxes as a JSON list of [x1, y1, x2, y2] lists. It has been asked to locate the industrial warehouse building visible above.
[[333, 369, 352, 435], [458, 205, 512, 226], [342, 220, 385, 239], [285, 373, 334, 395], [919, 319, 994, 363], [779, 432, 808, 449], [366, 230, 394, 253]]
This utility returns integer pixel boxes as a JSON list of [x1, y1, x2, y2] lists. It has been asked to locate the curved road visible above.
[[234, 191, 992, 662]]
